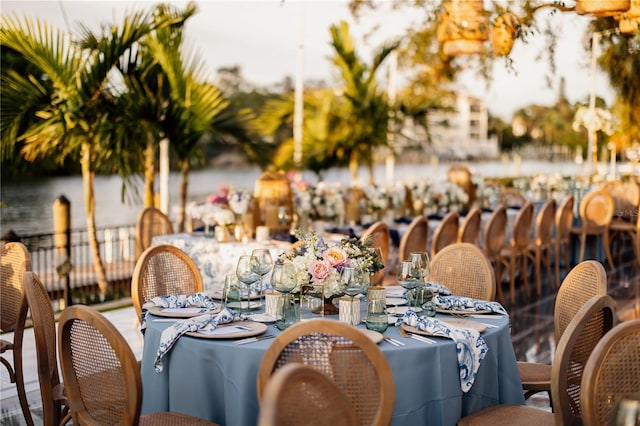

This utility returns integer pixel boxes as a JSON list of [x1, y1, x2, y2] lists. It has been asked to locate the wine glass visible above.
[[235, 255, 259, 312], [340, 262, 368, 302], [250, 248, 273, 306], [270, 261, 298, 330], [409, 251, 431, 284], [396, 260, 422, 309]]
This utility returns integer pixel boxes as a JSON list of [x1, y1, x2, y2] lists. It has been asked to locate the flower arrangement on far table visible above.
[[277, 230, 385, 314], [227, 186, 252, 217]]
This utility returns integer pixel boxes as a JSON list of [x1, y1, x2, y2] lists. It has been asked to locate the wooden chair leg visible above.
[[603, 231, 615, 270], [14, 347, 34, 426]]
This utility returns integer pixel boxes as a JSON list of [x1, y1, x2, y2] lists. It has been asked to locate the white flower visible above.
[[573, 106, 615, 135], [227, 187, 252, 215]]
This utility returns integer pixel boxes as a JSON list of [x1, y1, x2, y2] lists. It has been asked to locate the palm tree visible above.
[[329, 20, 399, 184], [1, 8, 184, 298]]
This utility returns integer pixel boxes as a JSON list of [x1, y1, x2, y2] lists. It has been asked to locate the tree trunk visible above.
[[143, 138, 156, 208], [81, 143, 109, 298], [367, 154, 375, 186], [349, 151, 359, 183], [177, 161, 189, 232]]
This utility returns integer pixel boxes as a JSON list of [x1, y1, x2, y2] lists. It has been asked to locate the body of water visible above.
[[0, 160, 593, 236]]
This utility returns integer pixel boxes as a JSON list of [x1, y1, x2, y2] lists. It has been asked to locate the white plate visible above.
[[386, 297, 407, 306], [186, 321, 268, 339], [148, 306, 221, 318], [359, 328, 384, 344], [388, 306, 423, 316], [209, 291, 262, 301], [247, 313, 277, 323], [226, 301, 263, 310]]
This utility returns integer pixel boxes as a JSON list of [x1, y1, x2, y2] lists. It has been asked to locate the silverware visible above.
[[233, 334, 275, 345], [398, 325, 435, 344], [382, 336, 404, 347]]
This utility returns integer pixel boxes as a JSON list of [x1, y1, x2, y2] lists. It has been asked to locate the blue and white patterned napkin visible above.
[[140, 292, 219, 332], [434, 295, 508, 315], [425, 281, 453, 296], [399, 311, 488, 392], [154, 308, 243, 372]]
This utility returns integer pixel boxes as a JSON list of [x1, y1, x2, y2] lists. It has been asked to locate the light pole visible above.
[[293, 4, 304, 170], [586, 31, 600, 176]]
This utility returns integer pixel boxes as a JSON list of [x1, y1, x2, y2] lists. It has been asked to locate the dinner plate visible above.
[[386, 297, 407, 306], [388, 306, 422, 316], [148, 305, 221, 318], [247, 313, 277, 323], [186, 321, 267, 339], [359, 328, 384, 344], [226, 301, 263, 310], [435, 308, 492, 315]]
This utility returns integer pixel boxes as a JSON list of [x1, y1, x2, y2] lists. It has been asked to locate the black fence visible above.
[[18, 224, 136, 311]]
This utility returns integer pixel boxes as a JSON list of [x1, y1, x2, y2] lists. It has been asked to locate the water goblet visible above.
[[270, 261, 298, 330], [235, 255, 259, 313], [408, 251, 430, 284], [396, 260, 422, 309], [340, 262, 368, 302], [250, 248, 273, 306]]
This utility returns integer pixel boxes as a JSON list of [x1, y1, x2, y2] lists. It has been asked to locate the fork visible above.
[[397, 326, 435, 344]]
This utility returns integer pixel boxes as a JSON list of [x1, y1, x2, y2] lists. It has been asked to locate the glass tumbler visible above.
[[223, 274, 242, 311], [365, 287, 388, 333]]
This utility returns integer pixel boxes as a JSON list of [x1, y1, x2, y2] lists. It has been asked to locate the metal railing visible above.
[[18, 224, 136, 311]]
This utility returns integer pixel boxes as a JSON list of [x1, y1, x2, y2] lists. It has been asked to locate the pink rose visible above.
[[322, 247, 348, 267], [309, 260, 331, 282]]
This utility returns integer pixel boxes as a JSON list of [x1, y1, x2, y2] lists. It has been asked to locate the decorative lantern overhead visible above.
[[576, 0, 630, 16], [490, 12, 520, 56], [437, 0, 489, 56], [615, 0, 640, 33]]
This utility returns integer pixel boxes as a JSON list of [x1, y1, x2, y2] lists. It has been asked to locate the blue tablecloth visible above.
[[140, 311, 524, 425]]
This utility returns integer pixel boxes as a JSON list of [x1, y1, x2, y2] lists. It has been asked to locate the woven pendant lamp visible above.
[[616, 0, 640, 33], [490, 12, 520, 56], [437, 0, 489, 56], [576, 0, 630, 16]]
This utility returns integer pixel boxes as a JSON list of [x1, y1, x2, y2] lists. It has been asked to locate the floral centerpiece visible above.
[[227, 186, 252, 217], [277, 230, 385, 314]]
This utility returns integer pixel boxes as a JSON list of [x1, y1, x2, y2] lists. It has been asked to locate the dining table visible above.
[[151, 233, 291, 294], [140, 300, 525, 426]]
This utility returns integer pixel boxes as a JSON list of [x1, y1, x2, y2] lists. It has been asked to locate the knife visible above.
[[233, 334, 275, 345]]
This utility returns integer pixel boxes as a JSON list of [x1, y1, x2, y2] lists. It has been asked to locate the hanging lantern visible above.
[[437, 0, 489, 56], [490, 12, 520, 56], [576, 0, 630, 16], [615, 0, 640, 33]]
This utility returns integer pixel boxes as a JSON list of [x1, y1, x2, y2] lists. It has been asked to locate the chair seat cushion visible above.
[[517, 361, 552, 386], [457, 404, 554, 426]]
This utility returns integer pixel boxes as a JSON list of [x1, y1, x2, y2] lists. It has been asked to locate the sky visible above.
[[1, 0, 616, 120]]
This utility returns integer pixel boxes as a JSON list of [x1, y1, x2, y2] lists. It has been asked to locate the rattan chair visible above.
[[606, 181, 639, 266], [131, 244, 204, 321], [429, 243, 496, 301], [257, 363, 359, 426], [457, 206, 482, 245], [554, 195, 575, 288], [135, 206, 174, 260], [482, 205, 508, 305], [257, 319, 395, 426], [58, 305, 217, 425], [570, 189, 615, 269], [458, 294, 616, 426], [398, 215, 429, 262], [518, 260, 608, 403], [525, 198, 556, 297], [430, 211, 459, 259], [23, 271, 70, 426], [360, 221, 390, 286], [447, 165, 476, 210], [497, 202, 534, 306], [581, 319, 640, 426], [498, 187, 528, 208], [0, 242, 33, 426]]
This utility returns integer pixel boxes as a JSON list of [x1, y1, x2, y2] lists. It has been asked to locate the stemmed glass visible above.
[[235, 255, 259, 312], [396, 260, 422, 309], [340, 261, 368, 301], [409, 251, 430, 284], [250, 249, 273, 306], [270, 261, 298, 330]]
